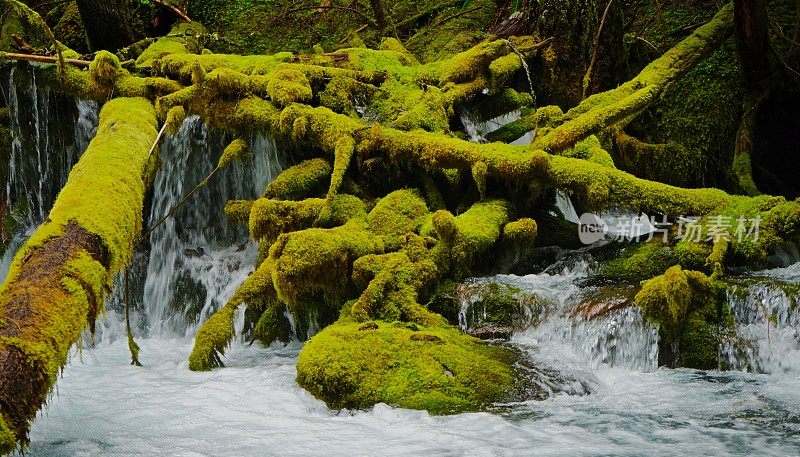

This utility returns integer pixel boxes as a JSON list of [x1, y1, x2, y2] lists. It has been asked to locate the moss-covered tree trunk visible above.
[[0, 98, 157, 453]]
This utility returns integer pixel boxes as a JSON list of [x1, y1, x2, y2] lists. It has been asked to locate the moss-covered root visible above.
[[536, 2, 735, 153], [635, 266, 729, 369], [296, 321, 514, 414], [188, 304, 235, 371], [0, 98, 157, 451], [189, 257, 278, 370], [263, 158, 332, 201]]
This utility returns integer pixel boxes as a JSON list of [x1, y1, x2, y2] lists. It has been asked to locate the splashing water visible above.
[[722, 265, 800, 375], [135, 116, 282, 338], [6, 71, 800, 456], [0, 64, 98, 282]]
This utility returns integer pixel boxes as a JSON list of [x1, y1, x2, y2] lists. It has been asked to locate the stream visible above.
[[4, 64, 800, 456]]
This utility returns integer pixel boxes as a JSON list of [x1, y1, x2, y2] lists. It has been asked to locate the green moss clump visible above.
[[252, 302, 291, 346], [434, 200, 509, 277], [267, 68, 313, 106], [136, 22, 207, 68], [0, 413, 15, 455], [296, 320, 514, 414], [503, 218, 538, 251], [598, 242, 678, 282], [264, 158, 332, 201], [270, 220, 383, 315], [89, 50, 122, 92], [218, 138, 251, 168], [315, 194, 367, 228], [328, 136, 355, 199], [188, 304, 235, 371], [164, 106, 186, 135], [366, 189, 429, 245], [635, 266, 728, 368], [249, 198, 326, 243], [224, 200, 254, 226]]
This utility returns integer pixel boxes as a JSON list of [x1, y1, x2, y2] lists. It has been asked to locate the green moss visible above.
[[267, 68, 313, 106], [52, 2, 87, 54], [315, 194, 367, 228], [635, 266, 728, 368], [218, 138, 251, 168], [224, 200, 254, 226], [188, 305, 235, 371], [350, 251, 443, 327], [0, 413, 14, 454], [136, 22, 207, 68], [165, 106, 186, 135], [328, 136, 355, 199], [249, 198, 326, 243], [89, 50, 122, 93], [270, 220, 384, 315], [599, 242, 678, 282], [296, 320, 514, 414], [0, 98, 156, 446], [252, 301, 292, 345], [160, 52, 295, 81], [264, 158, 332, 201], [503, 218, 538, 251], [434, 200, 509, 277], [366, 189, 429, 245]]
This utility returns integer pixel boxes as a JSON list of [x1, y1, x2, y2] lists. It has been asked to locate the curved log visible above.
[[0, 98, 157, 452]]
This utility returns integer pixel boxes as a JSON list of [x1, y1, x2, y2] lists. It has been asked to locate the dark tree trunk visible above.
[[734, 0, 774, 88], [75, 0, 150, 51], [491, 0, 626, 109], [369, 0, 389, 36]]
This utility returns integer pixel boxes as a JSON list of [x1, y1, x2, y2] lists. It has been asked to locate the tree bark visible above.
[[492, 0, 626, 108], [368, 0, 389, 36], [75, 0, 150, 51], [0, 98, 157, 452], [734, 0, 774, 88]]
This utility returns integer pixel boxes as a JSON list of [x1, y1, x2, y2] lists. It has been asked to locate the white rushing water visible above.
[[24, 263, 800, 456], [7, 72, 800, 456]]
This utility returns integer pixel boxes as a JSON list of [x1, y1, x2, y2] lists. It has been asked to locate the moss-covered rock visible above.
[[635, 266, 730, 369], [296, 320, 514, 413]]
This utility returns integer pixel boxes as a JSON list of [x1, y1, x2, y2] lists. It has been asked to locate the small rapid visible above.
[[5, 67, 800, 457]]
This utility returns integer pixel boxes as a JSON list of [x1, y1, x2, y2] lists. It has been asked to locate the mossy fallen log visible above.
[[0, 98, 157, 452]]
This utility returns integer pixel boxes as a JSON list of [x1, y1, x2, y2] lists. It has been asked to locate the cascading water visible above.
[[94, 116, 284, 342], [722, 264, 800, 375], [0, 64, 98, 282], [8, 69, 799, 456]]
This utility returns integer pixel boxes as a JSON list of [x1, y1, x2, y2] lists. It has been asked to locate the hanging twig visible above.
[[435, 5, 482, 26], [125, 270, 142, 366], [139, 167, 221, 243]]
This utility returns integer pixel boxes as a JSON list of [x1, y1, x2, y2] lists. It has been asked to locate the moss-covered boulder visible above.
[[296, 320, 514, 413], [635, 266, 731, 369]]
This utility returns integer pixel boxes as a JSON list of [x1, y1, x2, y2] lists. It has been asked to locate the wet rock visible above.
[[467, 326, 512, 341]]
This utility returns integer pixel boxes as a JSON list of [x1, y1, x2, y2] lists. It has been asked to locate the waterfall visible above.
[[462, 259, 660, 374], [459, 108, 532, 144], [0, 64, 98, 281], [98, 116, 285, 341], [722, 263, 800, 375]]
